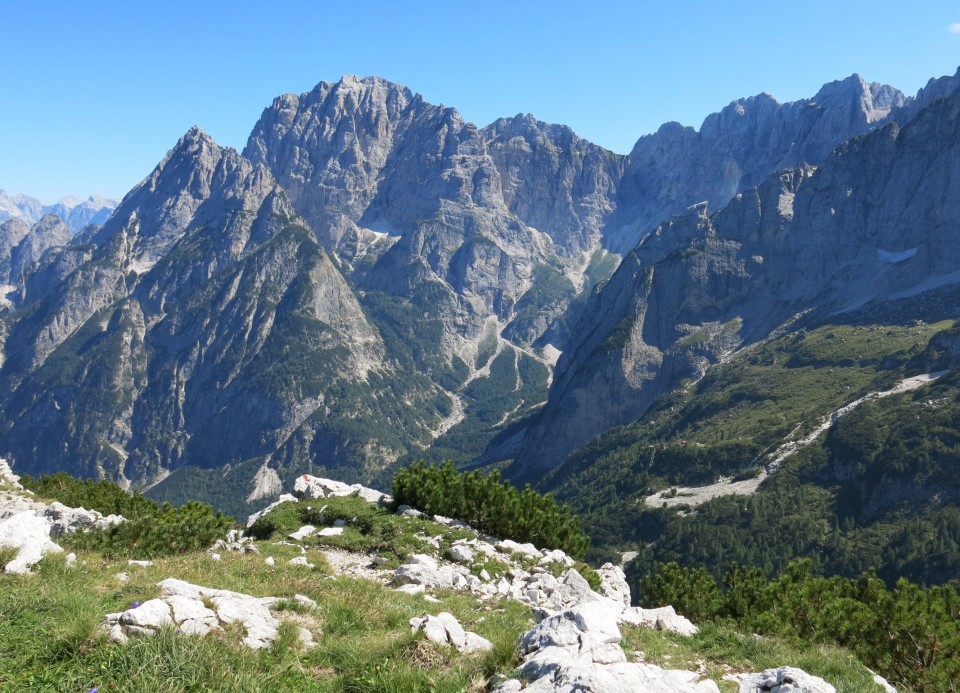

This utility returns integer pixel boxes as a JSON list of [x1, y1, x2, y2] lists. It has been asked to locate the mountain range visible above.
[[0, 190, 118, 232], [2, 67, 960, 580]]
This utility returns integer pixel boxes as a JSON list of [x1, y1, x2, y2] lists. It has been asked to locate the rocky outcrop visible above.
[[101, 577, 317, 650], [0, 457, 125, 573], [494, 600, 718, 692], [293, 474, 392, 505]]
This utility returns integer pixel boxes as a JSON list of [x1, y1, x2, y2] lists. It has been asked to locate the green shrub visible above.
[[393, 461, 590, 559], [64, 501, 233, 558], [639, 559, 960, 691], [18, 471, 234, 557], [19, 471, 157, 518]]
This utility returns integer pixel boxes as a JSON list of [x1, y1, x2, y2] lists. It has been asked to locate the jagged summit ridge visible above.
[[515, 80, 960, 473]]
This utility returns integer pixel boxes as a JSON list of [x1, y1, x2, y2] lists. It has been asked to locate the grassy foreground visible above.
[[0, 532, 889, 691]]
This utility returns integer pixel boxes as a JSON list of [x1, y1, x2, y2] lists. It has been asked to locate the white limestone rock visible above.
[[597, 563, 631, 607], [288, 525, 316, 541], [513, 598, 717, 692], [620, 605, 699, 637], [447, 544, 474, 564], [739, 667, 835, 693], [292, 474, 392, 505], [0, 510, 62, 573], [118, 599, 174, 629], [101, 577, 322, 650], [871, 672, 896, 693], [540, 548, 575, 568], [498, 539, 541, 558], [396, 504, 425, 519], [410, 612, 492, 653]]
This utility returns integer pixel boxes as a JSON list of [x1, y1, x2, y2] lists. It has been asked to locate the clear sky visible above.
[[2, 0, 959, 202]]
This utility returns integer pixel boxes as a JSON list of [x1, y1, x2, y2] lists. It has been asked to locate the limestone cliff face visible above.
[[482, 113, 623, 259], [608, 75, 908, 252], [0, 214, 71, 286], [0, 218, 31, 285], [517, 85, 960, 472]]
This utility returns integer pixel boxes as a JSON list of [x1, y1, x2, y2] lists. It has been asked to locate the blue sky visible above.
[[3, 0, 960, 202]]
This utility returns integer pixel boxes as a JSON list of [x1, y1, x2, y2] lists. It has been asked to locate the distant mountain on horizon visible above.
[[0, 189, 119, 232]]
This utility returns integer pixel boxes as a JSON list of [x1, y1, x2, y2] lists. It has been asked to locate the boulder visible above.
[[447, 544, 474, 564], [118, 599, 174, 630], [513, 599, 717, 692], [597, 563, 631, 607], [0, 458, 22, 488], [288, 525, 316, 541], [432, 514, 471, 529], [540, 549, 575, 568], [522, 661, 721, 692], [396, 504, 426, 519], [620, 605, 699, 636], [44, 501, 124, 536], [739, 667, 835, 693], [0, 510, 62, 573], [410, 612, 492, 653], [497, 539, 541, 558]]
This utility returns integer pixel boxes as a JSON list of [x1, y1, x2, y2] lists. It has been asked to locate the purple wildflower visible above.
[[131, 601, 140, 609]]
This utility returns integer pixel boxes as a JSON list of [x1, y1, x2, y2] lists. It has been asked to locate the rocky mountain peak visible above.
[[910, 66, 960, 114], [809, 73, 906, 124], [91, 126, 276, 269]]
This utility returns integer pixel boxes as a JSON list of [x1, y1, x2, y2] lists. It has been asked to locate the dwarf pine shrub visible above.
[[19, 472, 233, 557], [392, 461, 590, 559]]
